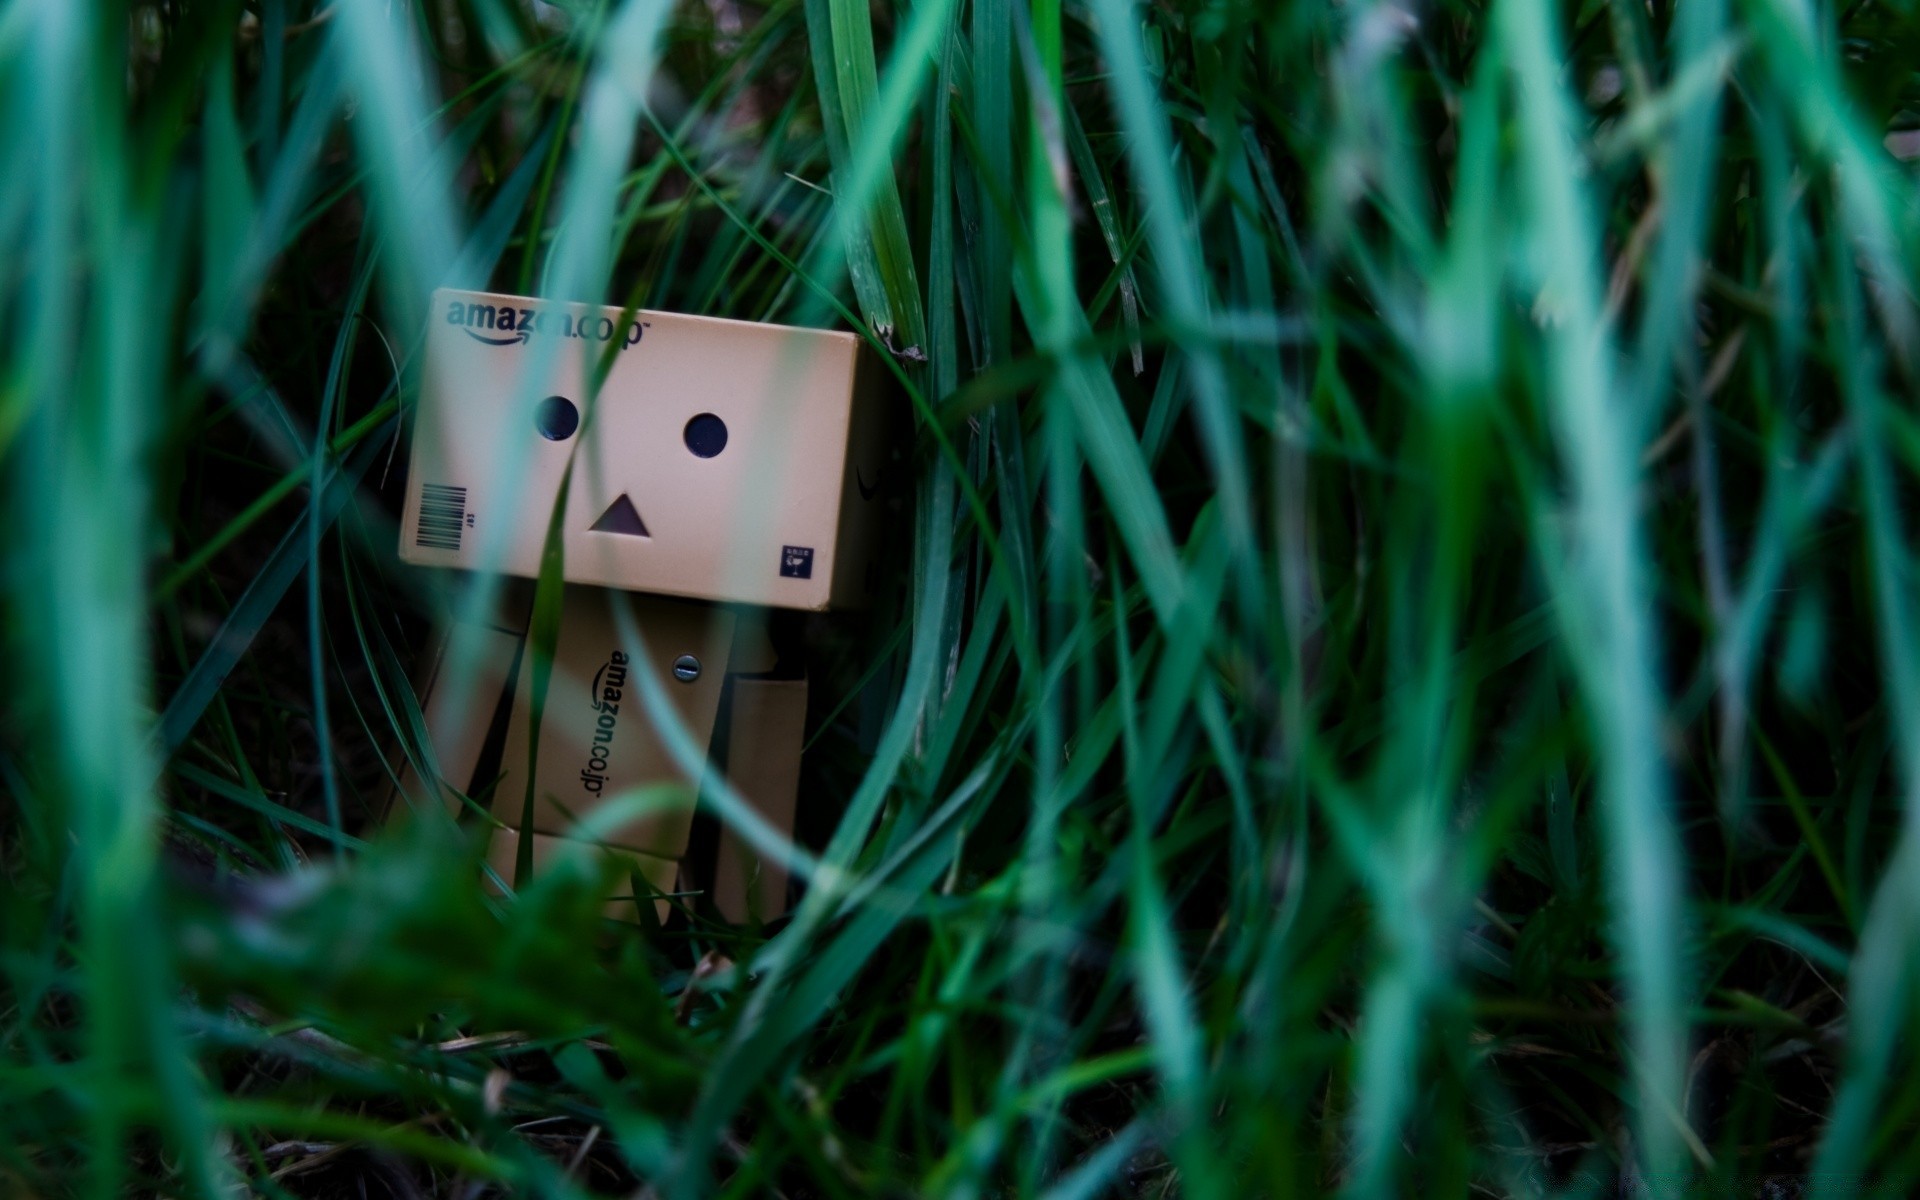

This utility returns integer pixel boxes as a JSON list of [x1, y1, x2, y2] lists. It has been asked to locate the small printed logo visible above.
[[780, 545, 815, 579], [579, 650, 629, 796], [446, 299, 647, 352]]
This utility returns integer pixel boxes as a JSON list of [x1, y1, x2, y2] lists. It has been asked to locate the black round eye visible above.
[[684, 413, 728, 458], [534, 395, 579, 441]]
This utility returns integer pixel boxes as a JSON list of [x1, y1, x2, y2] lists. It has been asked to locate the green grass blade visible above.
[[1501, 1, 1691, 1188]]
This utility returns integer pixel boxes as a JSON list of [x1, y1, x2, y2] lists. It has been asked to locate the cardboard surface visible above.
[[498, 588, 733, 855], [710, 677, 808, 923], [396, 294, 874, 917], [399, 288, 884, 611], [390, 618, 522, 821], [483, 825, 678, 924]]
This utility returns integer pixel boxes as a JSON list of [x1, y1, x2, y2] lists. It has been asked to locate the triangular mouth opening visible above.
[[589, 494, 650, 537]]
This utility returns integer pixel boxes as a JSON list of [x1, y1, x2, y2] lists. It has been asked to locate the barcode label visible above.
[[416, 484, 468, 550]]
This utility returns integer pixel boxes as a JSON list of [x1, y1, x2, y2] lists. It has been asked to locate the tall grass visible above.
[[3, 0, 1919, 1195]]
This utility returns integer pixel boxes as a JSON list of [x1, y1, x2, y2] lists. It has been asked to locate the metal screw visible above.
[[672, 654, 701, 683]]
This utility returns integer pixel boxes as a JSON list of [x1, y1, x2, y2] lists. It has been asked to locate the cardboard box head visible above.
[[400, 288, 889, 610]]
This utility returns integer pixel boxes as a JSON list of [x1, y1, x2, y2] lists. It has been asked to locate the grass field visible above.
[[4, 0, 1920, 1195]]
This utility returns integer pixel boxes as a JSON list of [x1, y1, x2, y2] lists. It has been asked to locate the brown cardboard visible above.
[[497, 587, 733, 856], [710, 677, 808, 923], [483, 825, 679, 924], [726, 610, 780, 675], [399, 288, 885, 611], [397, 289, 880, 924], [829, 342, 894, 604], [389, 617, 522, 821]]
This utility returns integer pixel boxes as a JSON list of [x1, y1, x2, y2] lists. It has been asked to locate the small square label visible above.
[[780, 545, 815, 579]]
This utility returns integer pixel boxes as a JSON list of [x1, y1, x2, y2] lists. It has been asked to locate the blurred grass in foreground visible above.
[[4, 0, 1920, 1195]]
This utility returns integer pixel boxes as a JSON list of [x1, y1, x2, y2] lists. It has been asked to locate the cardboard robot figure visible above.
[[396, 287, 888, 923]]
